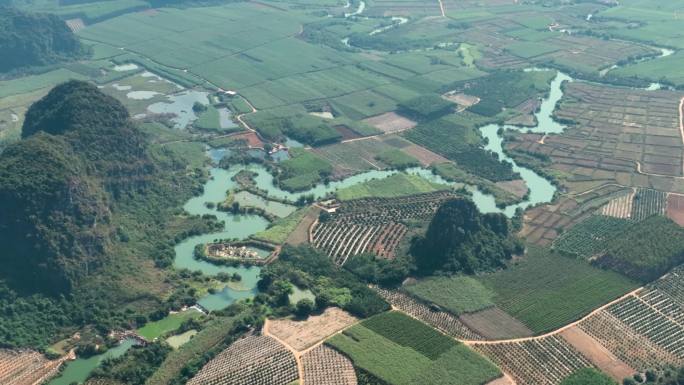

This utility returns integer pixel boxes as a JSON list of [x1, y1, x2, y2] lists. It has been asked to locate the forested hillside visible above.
[[0, 7, 84, 72], [411, 198, 523, 274], [0, 81, 210, 348]]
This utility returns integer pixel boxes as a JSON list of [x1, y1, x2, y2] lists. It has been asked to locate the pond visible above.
[[47, 339, 137, 385], [218, 108, 239, 130], [147, 90, 209, 129]]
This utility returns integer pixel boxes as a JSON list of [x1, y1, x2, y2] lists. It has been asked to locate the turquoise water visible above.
[[177, 71, 570, 308], [48, 339, 137, 385]]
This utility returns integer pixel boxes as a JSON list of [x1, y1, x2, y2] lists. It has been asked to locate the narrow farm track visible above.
[[235, 95, 258, 133], [262, 317, 365, 385], [460, 287, 644, 346], [437, 0, 446, 17], [263, 319, 306, 385]]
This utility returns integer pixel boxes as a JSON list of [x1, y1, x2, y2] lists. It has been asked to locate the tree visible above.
[[295, 299, 315, 318]]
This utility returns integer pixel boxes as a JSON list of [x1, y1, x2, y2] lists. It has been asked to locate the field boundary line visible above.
[[462, 287, 644, 346], [263, 319, 306, 385]]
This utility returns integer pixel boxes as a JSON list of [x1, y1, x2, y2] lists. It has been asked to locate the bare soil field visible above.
[[267, 308, 359, 352], [401, 143, 449, 166], [459, 307, 534, 340], [233, 131, 264, 148], [666, 193, 684, 226], [334, 125, 362, 141], [442, 93, 479, 107], [362, 112, 417, 134], [485, 376, 515, 385], [560, 326, 635, 381], [286, 206, 320, 246], [602, 190, 635, 219]]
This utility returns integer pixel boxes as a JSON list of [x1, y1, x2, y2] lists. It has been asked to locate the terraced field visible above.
[[312, 190, 457, 264]]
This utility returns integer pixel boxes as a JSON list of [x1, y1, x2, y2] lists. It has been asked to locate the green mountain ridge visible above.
[[0, 7, 84, 73], [0, 80, 155, 294]]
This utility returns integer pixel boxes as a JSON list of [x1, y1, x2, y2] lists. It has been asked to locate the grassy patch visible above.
[[328, 311, 500, 385], [336, 173, 449, 201], [375, 149, 420, 169], [404, 276, 494, 315], [252, 208, 308, 244], [137, 310, 203, 340], [477, 246, 638, 334], [279, 148, 332, 191]]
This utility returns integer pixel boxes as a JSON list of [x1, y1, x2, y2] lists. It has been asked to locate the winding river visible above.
[[49, 69, 570, 385], [172, 70, 571, 312]]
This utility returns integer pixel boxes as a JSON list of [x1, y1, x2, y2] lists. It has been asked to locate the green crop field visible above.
[[477, 246, 639, 334], [279, 148, 333, 191], [612, 51, 684, 86], [0, 69, 86, 98], [402, 117, 517, 181], [336, 173, 449, 201], [251, 208, 308, 244], [553, 215, 633, 259], [136, 309, 203, 341], [375, 149, 420, 169], [598, 216, 684, 282], [404, 276, 494, 315], [327, 311, 500, 385]]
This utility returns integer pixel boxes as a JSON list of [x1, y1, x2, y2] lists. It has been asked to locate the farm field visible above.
[[312, 190, 458, 264], [0, 349, 67, 385], [508, 82, 684, 194], [476, 247, 639, 334], [473, 335, 592, 385], [596, 216, 684, 282], [302, 345, 357, 385], [667, 193, 684, 226], [251, 208, 309, 245], [187, 334, 298, 385], [335, 172, 449, 201], [403, 276, 494, 315], [519, 185, 634, 247], [7, 0, 684, 383], [327, 311, 501, 385], [374, 288, 483, 341], [146, 316, 242, 385], [553, 215, 633, 259], [266, 307, 358, 352]]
